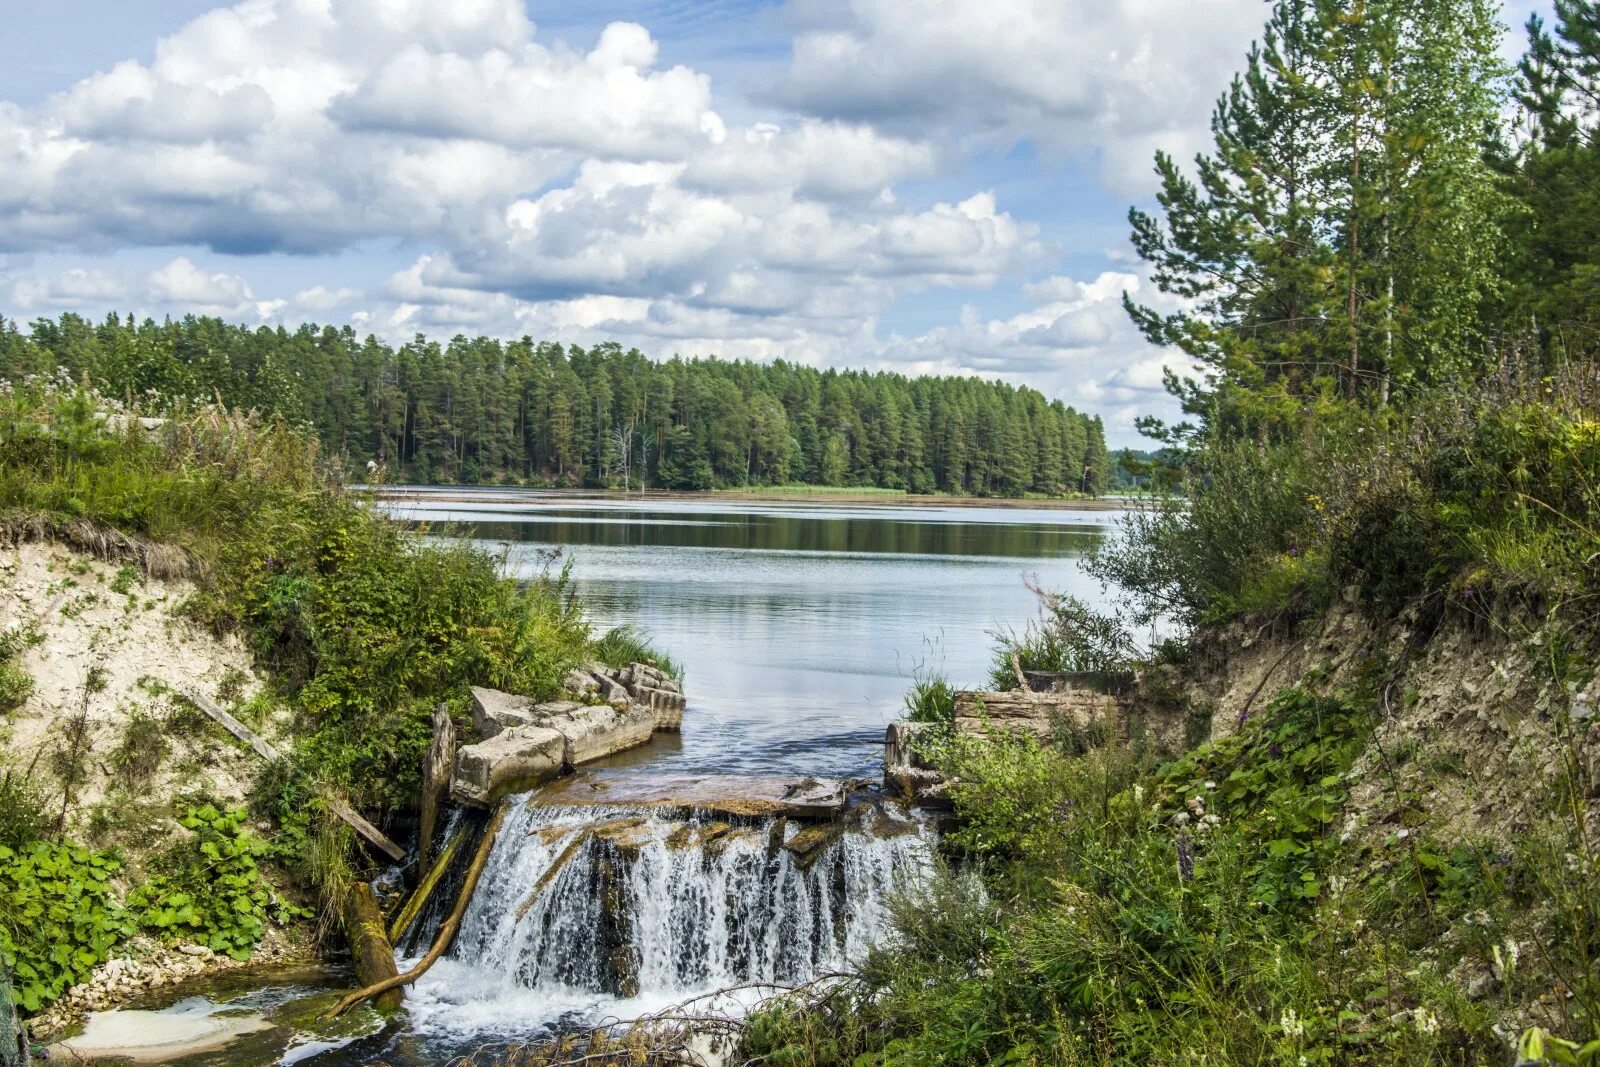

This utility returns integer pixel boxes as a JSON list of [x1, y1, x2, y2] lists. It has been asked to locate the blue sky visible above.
[[0, 0, 1548, 444]]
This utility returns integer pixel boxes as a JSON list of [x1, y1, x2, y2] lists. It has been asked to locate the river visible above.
[[383, 489, 1126, 778], [65, 491, 1127, 1065]]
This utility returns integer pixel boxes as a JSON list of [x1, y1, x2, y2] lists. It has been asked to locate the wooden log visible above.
[[340, 882, 403, 1013], [327, 801, 509, 1018], [388, 827, 465, 945], [417, 703, 455, 876]]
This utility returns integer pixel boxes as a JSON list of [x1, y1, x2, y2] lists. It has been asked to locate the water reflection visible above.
[[385, 492, 1122, 778]]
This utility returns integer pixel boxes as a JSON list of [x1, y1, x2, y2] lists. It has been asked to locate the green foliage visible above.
[[2, 319, 1112, 498], [0, 772, 50, 852], [988, 589, 1137, 687], [0, 841, 132, 1013], [918, 727, 1083, 872], [0, 664, 28, 719], [129, 804, 304, 960], [743, 684, 1510, 1066], [1155, 687, 1371, 907], [0, 627, 32, 717], [589, 624, 682, 683], [902, 674, 956, 725]]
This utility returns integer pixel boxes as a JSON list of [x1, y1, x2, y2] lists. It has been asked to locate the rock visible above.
[[666, 820, 732, 850], [471, 686, 537, 740], [883, 721, 951, 807], [588, 662, 686, 730], [563, 668, 600, 695], [782, 822, 844, 869], [635, 686, 686, 730], [533, 701, 656, 768], [533, 771, 848, 820], [884, 721, 931, 770], [951, 683, 1126, 742], [452, 726, 565, 807]]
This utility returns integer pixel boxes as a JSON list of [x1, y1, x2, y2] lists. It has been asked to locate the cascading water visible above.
[[405, 798, 932, 1040]]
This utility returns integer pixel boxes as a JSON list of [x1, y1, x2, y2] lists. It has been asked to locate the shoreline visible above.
[[365, 485, 1156, 511]]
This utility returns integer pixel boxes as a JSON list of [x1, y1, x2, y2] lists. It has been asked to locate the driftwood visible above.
[[418, 703, 455, 875], [341, 882, 403, 1012], [181, 687, 404, 862], [327, 801, 509, 1018], [514, 831, 591, 922], [389, 826, 466, 945]]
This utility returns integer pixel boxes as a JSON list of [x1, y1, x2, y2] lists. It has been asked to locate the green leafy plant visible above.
[[130, 804, 304, 960], [0, 841, 131, 1013]]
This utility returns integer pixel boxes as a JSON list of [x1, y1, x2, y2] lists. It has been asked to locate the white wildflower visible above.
[[1172, 811, 1191, 828], [1412, 1008, 1439, 1035], [1280, 1007, 1306, 1040]]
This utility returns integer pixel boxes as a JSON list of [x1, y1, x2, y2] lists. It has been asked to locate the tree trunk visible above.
[[341, 882, 403, 1012], [418, 704, 455, 878]]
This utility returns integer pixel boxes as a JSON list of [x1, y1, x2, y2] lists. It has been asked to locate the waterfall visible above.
[[406, 799, 931, 1037]]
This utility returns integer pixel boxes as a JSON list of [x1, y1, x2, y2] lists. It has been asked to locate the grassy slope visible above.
[[743, 386, 1600, 1065], [0, 382, 675, 1017]]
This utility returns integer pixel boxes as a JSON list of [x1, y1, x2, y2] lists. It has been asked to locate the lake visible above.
[[381, 489, 1129, 778]]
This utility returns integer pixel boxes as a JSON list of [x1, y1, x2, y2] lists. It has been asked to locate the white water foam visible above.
[[406, 800, 931, 1041]]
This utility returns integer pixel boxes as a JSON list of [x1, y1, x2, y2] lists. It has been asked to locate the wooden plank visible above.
[[181, 686, 404, 863], [181, 688, 282, 763], [325, 795, 406, 863]]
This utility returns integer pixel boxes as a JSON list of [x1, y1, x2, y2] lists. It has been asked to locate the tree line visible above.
[[1128, 0, 1600, 445], [0, 315, 1112, 497]]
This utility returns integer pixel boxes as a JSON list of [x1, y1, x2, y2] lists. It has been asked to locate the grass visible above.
[[745, 671, 1600, 1064]]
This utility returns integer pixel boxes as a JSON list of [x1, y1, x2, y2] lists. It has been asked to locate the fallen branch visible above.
[[389, 825, 466, 944], [327, 801, 508, 1018]]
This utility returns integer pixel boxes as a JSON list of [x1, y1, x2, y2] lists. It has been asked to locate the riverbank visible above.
[[0, 383, 682, 1046], [369, 484, 1153, 511]]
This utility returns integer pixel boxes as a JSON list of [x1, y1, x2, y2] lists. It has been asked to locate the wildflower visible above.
[[1491, 939, 1519, 980], [1413, 1008, 1439, 1035], [1203, 779, 1217, 790], [1186, 796, 1205, 815], [1280, 1007, 1306, 1040], [1172, 811, 1191, 827]]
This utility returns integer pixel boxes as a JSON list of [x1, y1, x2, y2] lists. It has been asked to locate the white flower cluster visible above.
[[1173, 792, 1222, 833]]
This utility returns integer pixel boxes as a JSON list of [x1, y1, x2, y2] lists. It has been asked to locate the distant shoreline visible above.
[[366, 485, 1156, 511]]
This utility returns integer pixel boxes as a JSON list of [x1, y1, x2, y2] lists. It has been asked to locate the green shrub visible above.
[[0, 841, 132, 1013], [0, 664, 28, 717], [988, 590, 1138, 689], [0, 771, 50, 851], [129, 803, 304, 960]]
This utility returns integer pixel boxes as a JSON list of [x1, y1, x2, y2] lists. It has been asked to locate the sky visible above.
[[0, 0, 1548, 445]]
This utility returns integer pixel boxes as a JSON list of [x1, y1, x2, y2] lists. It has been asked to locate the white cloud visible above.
[[775, 0, 1264, 189], [7, 256, 275, 320]]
